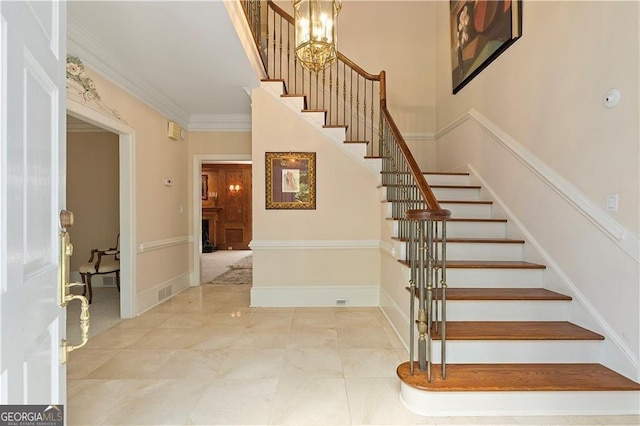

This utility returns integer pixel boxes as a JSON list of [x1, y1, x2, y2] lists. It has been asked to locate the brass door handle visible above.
[[59, 210, 91, 364]]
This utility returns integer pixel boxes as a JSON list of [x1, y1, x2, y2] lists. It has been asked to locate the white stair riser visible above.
[[441, 300, 570, 321], [440, 202, 493, 219], [400, 385, 640, 416], [282, 95, 305, 110], [302, 110, 326, 125], [444, 242, 523, 261], [394, 241, 524, 262], [445, 221, 507, 238], [426, 340, 602, 364], [432, 187, 481, 201], [343, 143, 367, 159], [423, 174, 470, 186], [261, 80, 285, 94], [402, 267, 544, 288]]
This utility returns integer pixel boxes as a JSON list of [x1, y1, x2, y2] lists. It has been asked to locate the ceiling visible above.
[[67, 1, 260, 131]]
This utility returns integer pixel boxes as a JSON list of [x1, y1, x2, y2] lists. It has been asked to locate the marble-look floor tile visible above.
[[67, 378, 157, 425], [85, 349, 176, 379], [66, 349, 120, 379], [101, 379, 209, 425], [217, 348, 286, 380], [123, 327, 213, 350], [280, 348, 343, 378], [83, 327, 152, 350], [433, 416, 521, 425], [340, 347, 401, 378], [383, 325, 406, 349], [153, 349, 230, 379], [232, 328, 290, 349], [286, 327, 338, 348], [117, 311, 172, 329], [337, 327, 393, 348], [345, 377, 435, 425], [188, 378, 278, 425], [336, 310, 384, 328], [513, 415, 640, 425], [247, 312, 294, 330], [268, 377, 351, 425], [292, 311, 337, 328], [204, 310, 255, 327], [157, 313, 209, 328]]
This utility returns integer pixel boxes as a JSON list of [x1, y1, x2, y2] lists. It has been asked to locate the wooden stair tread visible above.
[[397, 363, 640, 391], [344, 140, 369, 144], [423, 172, 470, 176], [398, 259, 546, 269], [445, 260, 546, 269], [405, 287, 572, 301], [434, 321, 604, 340], [387, 217, 507, 223], [302, 109, 326, 113], [430, 185, 481, 189], [439, 200, 493, 205], [392, 237, 524, 244]]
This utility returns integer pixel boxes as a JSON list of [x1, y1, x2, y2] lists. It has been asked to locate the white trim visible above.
[[67, 19, 190, 128], [379, 287, 410, 352], [188, 113, 252, 132], [250, 285, 380, 307], [403, 132, 434, 141], [437, 108, 639, 262], [249, 239, 380, 250], [137, 272, 191, 314], [191, 154, 253, 287], [137, 235, 191, 254], [223, 0, 267, 81], [468, 165, 639, 378], [66, 98, 137, 319]]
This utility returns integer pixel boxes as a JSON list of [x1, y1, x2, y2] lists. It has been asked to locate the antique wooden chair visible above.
[[78, 235, 120, 304]]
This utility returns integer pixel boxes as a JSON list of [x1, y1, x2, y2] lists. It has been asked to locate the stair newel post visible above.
[[408, 219, 417, 376], [433, 220, 440, 334], [426, 217, 435, 382], [417, 220, 427, 372], [440, 217, 448, 379]]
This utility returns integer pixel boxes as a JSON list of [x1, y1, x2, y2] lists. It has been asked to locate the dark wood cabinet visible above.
[[202, 164, 252, 250]]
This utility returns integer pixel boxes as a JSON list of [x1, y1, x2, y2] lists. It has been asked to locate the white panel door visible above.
[[0, 0, 67, 406]]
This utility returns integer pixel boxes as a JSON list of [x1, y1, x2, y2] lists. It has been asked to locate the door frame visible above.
[[67, 99, 136, 318], [191, 154, 251, 286]]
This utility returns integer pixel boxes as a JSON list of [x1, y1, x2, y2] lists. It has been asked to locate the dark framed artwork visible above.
[[201, 174, 208, 200], [450, 0, 522, 94], [265, 152, 316, 209]]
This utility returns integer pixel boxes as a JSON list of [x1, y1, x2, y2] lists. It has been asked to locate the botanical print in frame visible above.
[[266, 152, 316, 209], [451, 0, 522, 94]]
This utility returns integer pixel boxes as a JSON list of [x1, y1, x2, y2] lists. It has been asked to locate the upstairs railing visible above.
[[240, 0, 450, 381]]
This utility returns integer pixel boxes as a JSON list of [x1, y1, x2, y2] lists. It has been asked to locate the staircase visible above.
[[384, 171, 640, 415], [238, 0, 640, 417]]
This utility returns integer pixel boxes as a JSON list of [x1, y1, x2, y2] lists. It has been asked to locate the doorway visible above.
[[192, 154, 251, 286], [67, 99, 136, 320]]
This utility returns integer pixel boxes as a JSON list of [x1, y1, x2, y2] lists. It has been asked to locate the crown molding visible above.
[[189, 114, 252, 132], [67, 18, 191, 128]]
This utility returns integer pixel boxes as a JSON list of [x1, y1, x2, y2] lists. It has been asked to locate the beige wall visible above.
[[77, 66, 190, 302], [251, 88, 381, 304], [433, 1, 640, 375], [67, 131, 120, 271], [274, 0, 437, 136], [435, 0, 639, 234]]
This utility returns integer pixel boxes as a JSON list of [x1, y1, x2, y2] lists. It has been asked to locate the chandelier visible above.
[[293, 0, 342, 72]]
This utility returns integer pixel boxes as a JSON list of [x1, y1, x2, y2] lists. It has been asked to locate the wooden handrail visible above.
[[267, 0, 293, 24]]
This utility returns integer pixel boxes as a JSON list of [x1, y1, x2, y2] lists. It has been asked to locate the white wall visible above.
[[434, 1, 640, 379], [251, 87, 381, 306]]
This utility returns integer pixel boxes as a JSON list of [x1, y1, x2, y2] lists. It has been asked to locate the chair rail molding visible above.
[[249, 239, 381, 250], [137, 235, 192, 253]]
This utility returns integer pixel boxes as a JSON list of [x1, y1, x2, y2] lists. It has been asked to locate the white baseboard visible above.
[[137, 272, 191, 314], [250, 285, 380, 307]]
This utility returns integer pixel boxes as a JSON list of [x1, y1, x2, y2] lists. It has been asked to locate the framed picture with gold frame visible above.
[[266, 152, 316, 209]]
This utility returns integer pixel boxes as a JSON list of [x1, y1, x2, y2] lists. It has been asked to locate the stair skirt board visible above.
[[399, 384, 640, 416], [250, 285, 379, 307]]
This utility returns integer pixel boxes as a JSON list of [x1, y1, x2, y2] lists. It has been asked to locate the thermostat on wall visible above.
[[164, 178, 173, 186]]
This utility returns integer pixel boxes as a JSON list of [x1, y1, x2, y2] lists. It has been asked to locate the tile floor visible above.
[[66, 252, 640, 425]]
